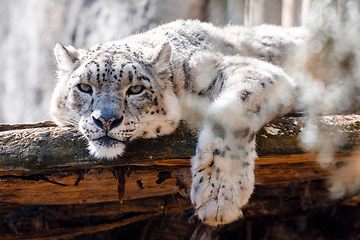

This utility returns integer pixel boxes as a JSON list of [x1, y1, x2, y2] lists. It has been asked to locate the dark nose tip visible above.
[[93, 116, 124, 132]]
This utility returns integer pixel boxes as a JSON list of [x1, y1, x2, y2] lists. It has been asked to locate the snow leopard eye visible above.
[[127, 85, 144, 95], [77, 84, 93, 94]]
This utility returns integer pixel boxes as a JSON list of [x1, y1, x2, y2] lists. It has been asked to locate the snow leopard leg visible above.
[[191, 119, 256, 225], [190, 61, 296, 226]]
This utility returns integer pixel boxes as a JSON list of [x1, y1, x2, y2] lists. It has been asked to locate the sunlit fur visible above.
[[51, 19, 307, 225]]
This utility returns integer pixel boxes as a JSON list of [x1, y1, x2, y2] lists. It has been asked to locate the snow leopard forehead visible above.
[[83, 42, 150, 62], [79, 54, 151, 89], [66, 43, 159, 93]]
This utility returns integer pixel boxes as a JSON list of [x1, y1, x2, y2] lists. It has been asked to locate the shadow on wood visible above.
[[1, 115, 360, 239]]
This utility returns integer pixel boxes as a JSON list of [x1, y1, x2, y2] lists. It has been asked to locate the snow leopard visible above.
[[51, 19, 306, 225]]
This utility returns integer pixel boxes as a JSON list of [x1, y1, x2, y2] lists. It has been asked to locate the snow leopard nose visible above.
[[93, 116, 124, 132]]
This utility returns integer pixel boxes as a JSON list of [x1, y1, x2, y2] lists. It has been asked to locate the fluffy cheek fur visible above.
[[50, 83, 78, 126], [50, 78, 93, 126], [134, 91, 181, 138]]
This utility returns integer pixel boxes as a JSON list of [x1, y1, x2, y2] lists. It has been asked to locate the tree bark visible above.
[[1, 115, 360, 238]]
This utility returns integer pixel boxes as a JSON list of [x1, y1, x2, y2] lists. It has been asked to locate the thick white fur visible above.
[[188, 53, 295, 225], [51, 20, 304, 226]]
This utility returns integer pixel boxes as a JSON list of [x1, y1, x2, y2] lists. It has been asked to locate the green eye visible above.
[[77, 84, 93, 94], [127, 85, 144, 95]]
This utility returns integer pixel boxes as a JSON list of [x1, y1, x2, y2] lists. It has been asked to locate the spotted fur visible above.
[[51, 19, 306, 225], [187, 53, 295, 225]]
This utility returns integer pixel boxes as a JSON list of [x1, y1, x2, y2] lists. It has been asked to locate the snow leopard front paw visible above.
[[190, 139, 256, 226]]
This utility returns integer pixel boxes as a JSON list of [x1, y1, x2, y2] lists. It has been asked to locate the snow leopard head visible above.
[[51, 42, 180, 159]]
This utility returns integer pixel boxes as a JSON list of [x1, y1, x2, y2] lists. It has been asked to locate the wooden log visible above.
[[0, 115, 360, 206], [0, 196, 195, 239], [1, 115, 360, 238], [0, 152, 357, 205], [0, 121, 197, 174], [1, 115, 360, 174]]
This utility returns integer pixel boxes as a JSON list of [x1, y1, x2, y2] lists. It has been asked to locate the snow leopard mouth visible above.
[[92, 136, 128, 147]]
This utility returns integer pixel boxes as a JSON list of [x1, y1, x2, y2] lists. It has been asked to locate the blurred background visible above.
[[0, 0, 312, 124]]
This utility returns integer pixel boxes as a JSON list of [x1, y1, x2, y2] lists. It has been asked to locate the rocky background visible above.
[[0, 0, 298, 124]]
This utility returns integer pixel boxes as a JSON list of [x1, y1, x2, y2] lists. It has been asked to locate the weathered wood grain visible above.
[[1, 115, 360, 174], [0, 122, 197, 174], [1, 115, 360, 238], [0, 115, 360, 206], [0, 153, 356, 205]]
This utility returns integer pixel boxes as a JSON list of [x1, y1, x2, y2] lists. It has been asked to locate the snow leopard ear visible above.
[[149, 42, 172, 88], [154, 42, 172, 70], [54, 43, 80, 71]]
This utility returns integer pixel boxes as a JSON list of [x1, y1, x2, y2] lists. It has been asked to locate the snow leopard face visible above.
[[51, 42, 181, 159]]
